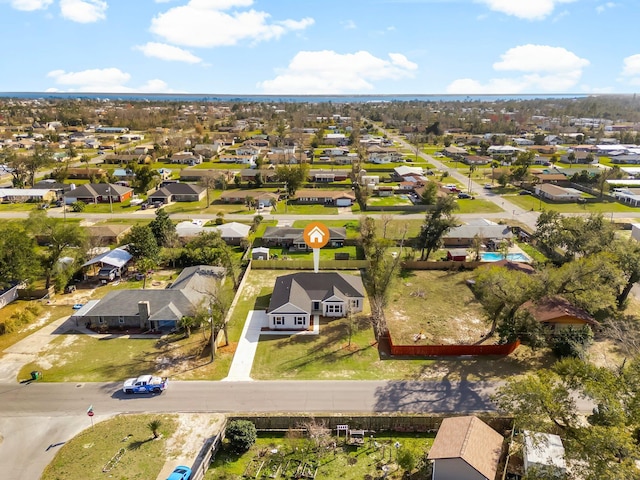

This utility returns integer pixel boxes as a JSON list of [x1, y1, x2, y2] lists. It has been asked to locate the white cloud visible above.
[[447, 44, 589, 93], [341, 19, 356, 30], [620, 54, 640, 86], [596, 1, 616, 13], [46, 67, 175, 93], [59, 0, 107, 23], [150, 0, 313, 48], [10, 0, 53, 11], [134, 42, 202, 64], [258, 50, 418, 94], [476, 0, 576, 20], [493, 44, 589, 73]]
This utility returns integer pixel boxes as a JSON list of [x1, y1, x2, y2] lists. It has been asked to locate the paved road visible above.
[[0, 379, 501, 416]]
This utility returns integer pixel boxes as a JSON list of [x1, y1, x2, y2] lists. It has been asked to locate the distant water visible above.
[[0, 92, 590, 103]]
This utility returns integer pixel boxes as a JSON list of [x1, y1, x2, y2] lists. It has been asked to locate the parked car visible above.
[[167, 465, 192, 480], [519, 190, 532, 195], [483, 184, 493, 189], [457, 192, 472, 199]]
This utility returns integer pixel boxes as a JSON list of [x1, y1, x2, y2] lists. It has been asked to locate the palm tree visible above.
[[148, 419, 162, 439]]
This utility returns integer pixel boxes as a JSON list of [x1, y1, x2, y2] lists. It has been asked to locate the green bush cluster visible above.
[[0, 303, 41, 335]]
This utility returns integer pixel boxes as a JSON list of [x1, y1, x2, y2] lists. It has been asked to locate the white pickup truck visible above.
[[122, 374, 168, 394]]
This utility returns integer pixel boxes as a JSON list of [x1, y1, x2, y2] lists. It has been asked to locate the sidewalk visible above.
[[223, 310, 320, 381]]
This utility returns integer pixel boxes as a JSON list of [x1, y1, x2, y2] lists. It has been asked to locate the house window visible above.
[[274, 317, 284, 326], [295, 316, 305, 325], [312, 301, 321, 311], [327, 304, 343, 314], [118, 317, 125, 324], [351, 299, 359, 308], [98, 318, 104, 324]]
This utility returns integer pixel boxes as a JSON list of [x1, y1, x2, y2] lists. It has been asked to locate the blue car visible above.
[[167, 465, 192, 480]]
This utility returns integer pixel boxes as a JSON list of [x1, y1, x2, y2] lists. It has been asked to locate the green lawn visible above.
[[292, 219, 361, 238], [505, 193, 638, 213], [41, 414, 177, 480], [278, 202, 338, 215], [207, 431, 434, 480], [275, 245, 361, 260], [455, 198, 504, 214], [367, 196, 413, 207]]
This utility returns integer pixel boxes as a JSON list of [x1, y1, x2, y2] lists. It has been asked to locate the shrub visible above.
[[551, 326, 593, 359], [71, 201, 86, 212], [397, 448, 417, 473], [226, 420, 257, 453]]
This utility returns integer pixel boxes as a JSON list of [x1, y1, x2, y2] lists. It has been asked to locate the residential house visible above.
[[427, 416, 504, 480], [219, 153, 256, 166], [175, 220, 251, 245], [79, 265, 225, 330], [488, 145, 523, 157], [262, 226, 346, 250], [443, 224, 513, 248], [613, 188, 640, 207], [236, 145, 263, 156], [102, 154, 151, 164], [193, 143, 223, 158], [443, 146, 468, 158], [462, 155, 491, 166], [323, 133, 348, 146], [529, 145, 557, 155], [294, 189, 355, 206], [308, 170, 350, 183], [322, 147, 349, 156], [531, 172, 570, 186], [179, 168, 232, 183], [534, 184, 582, 202], [393, 165, 424, 179], [240, 169, 278, 182], [148, 183, 206, 204], [85, 225, 133, 246], [610, 154, 640, 164], [67, 167, 107, 180], [170, 152, 203, 165], [65, 183, 133, 204], [95, 126, 129, 134], [513, 138, 534, 146], [267, 272, 365, 330], [521, 296, 599, 331], [243, 138, 269, 148], [33, 179, 75, 196], [0, 188, 57, 204], [560, 151, 596, 163], [219, 190, 279, 205]]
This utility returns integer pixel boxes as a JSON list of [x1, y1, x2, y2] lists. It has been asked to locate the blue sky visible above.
[[0, 0, 639, 94]]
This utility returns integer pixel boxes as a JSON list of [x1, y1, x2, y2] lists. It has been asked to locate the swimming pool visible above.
[[480, 252, 530, 262]]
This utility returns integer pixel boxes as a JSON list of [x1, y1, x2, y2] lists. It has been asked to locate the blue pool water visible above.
[[480, 252, 529, 262]]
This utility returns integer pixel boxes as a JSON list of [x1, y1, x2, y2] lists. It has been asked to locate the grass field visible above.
[[505, 193, 637, 213], [207, 431, 434, 480], [41, 414, 177, 480], [455, 198, 504, 214], [386, 270, 488, 345]]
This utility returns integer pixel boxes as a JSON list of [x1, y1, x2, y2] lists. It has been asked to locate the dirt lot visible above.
[[385, 270, 489, 345]]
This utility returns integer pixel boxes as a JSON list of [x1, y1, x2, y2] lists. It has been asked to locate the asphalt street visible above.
[[0, 380, 500, 416]]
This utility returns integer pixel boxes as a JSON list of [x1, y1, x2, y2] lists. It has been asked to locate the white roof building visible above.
[[524, 431, 566, 476]]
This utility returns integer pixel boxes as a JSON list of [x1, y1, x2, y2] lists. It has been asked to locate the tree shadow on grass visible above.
[[127, 438, 154, 451]]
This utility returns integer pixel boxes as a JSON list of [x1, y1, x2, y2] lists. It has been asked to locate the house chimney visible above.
[[138, 301, 150, 330]]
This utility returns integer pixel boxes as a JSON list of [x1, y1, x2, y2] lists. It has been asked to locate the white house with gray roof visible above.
[[267, 272, 365, 330]]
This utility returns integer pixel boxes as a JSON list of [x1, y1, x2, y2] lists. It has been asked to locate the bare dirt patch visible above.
[[386, 270, 489, 345]]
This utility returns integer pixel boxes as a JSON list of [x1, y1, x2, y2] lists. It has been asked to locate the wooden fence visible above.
[[252, 259, 368, 270], [191, 418, 227, 480], [402, 260, 485, 270], [228, 414, 513, 435], [385, 334, 520, 356]]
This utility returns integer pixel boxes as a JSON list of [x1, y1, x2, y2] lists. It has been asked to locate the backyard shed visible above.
[[251, 247, 270, 260]]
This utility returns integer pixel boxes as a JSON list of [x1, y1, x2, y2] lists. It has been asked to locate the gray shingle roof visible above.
[[268, 272, 364, 313]]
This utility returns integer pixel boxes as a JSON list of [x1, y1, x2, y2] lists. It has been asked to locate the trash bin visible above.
[[30, 371, 41, 380]]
